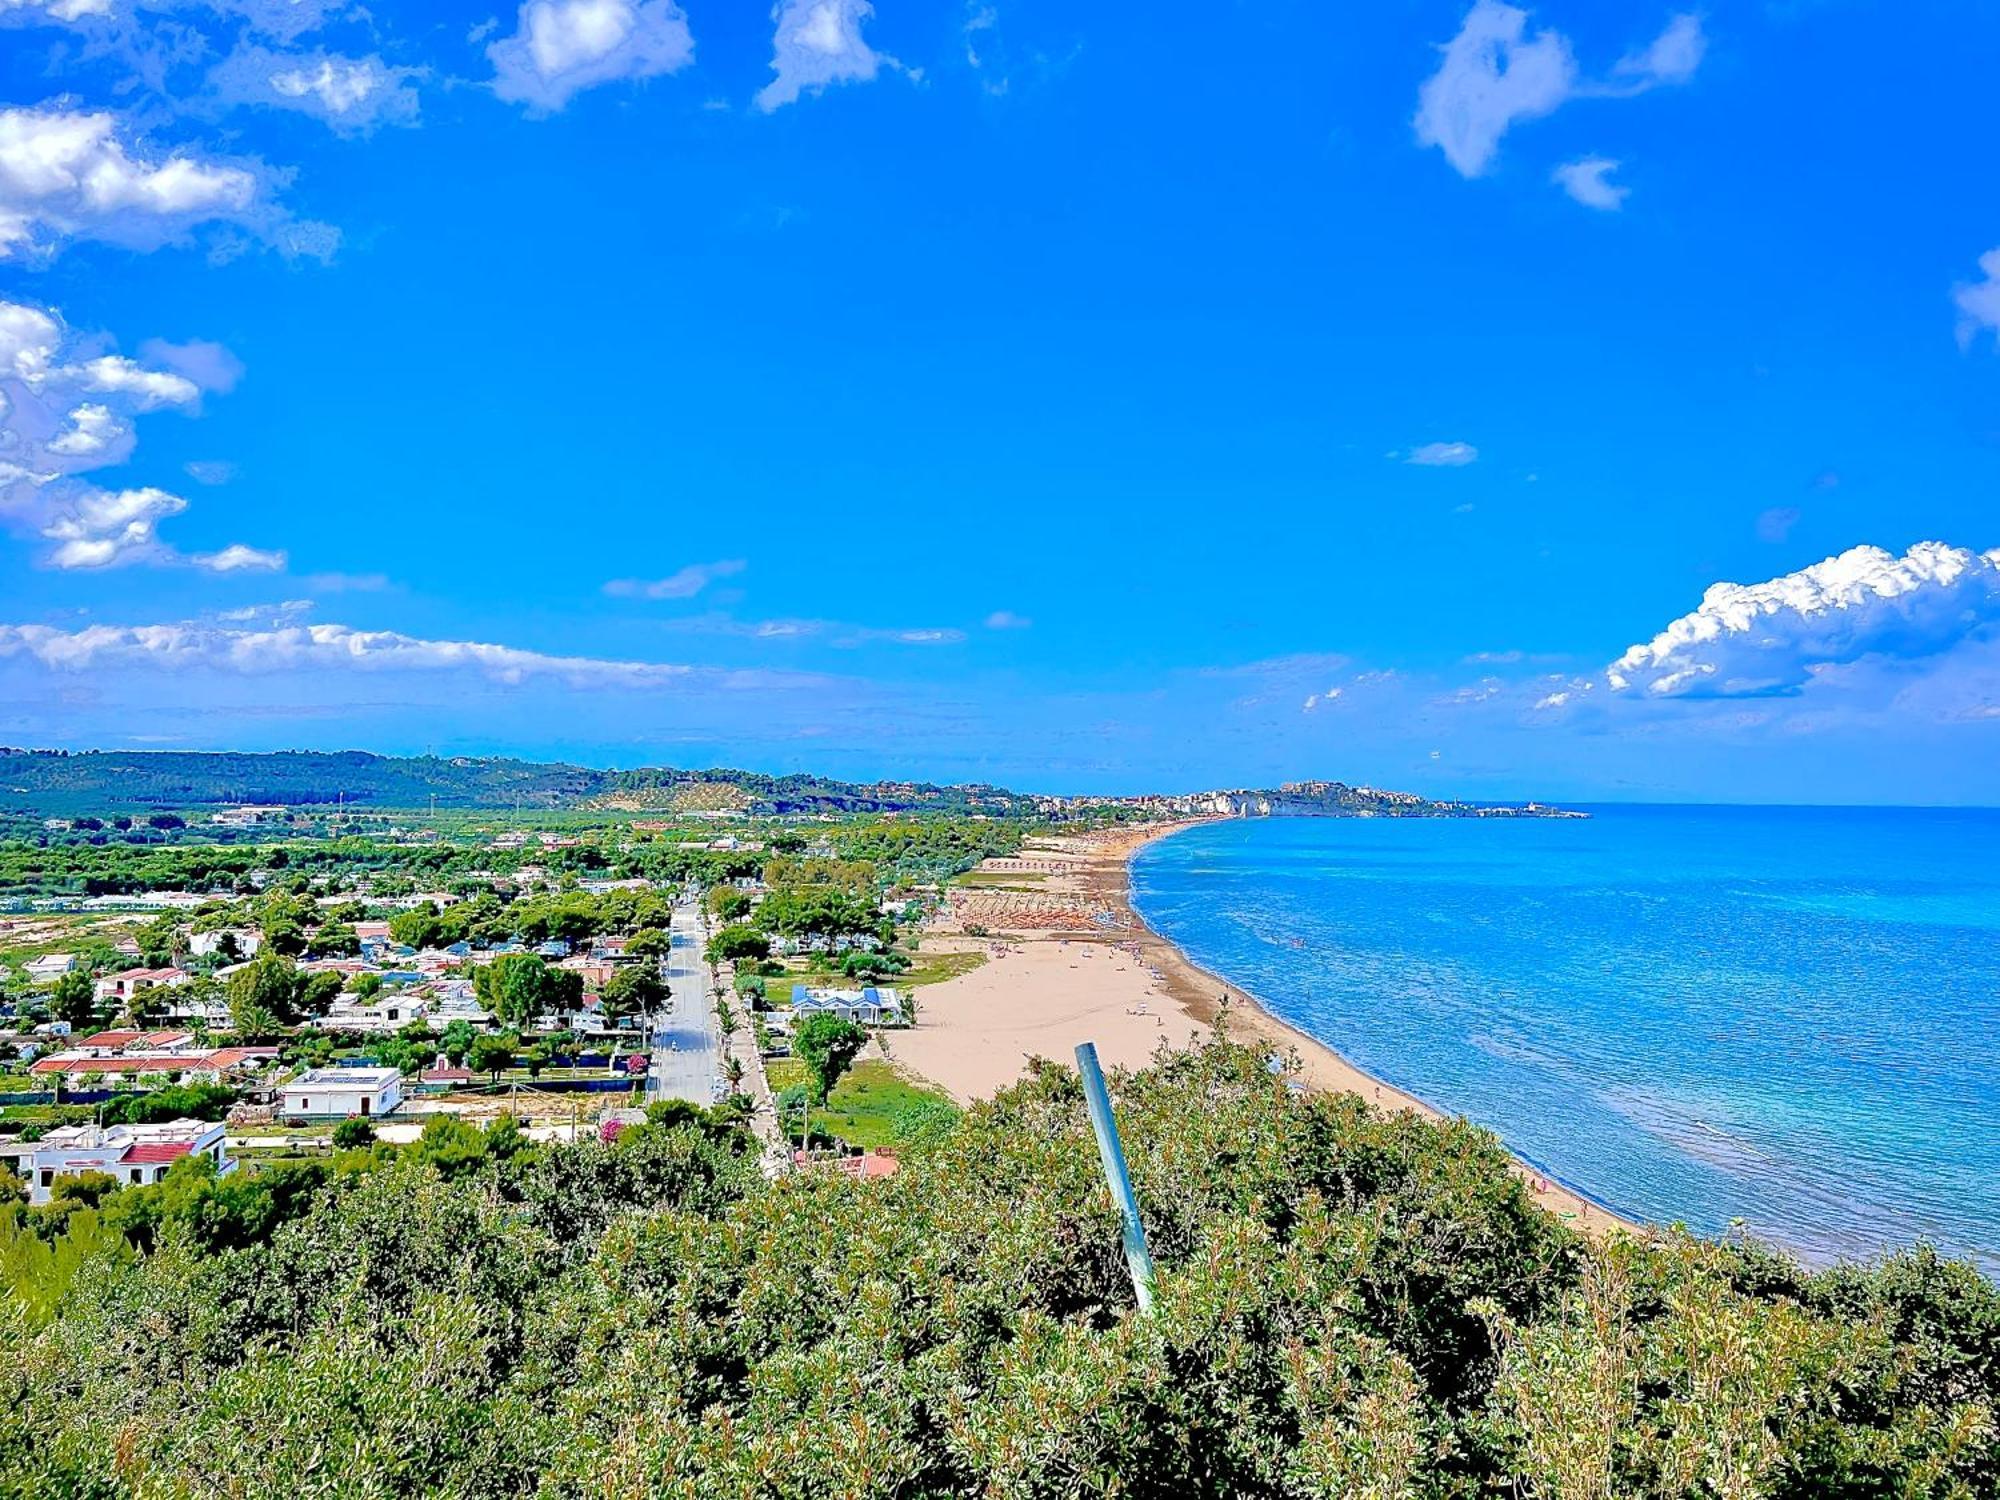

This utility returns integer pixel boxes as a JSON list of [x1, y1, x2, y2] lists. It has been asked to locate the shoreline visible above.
[[1105, 819, 1638, 1235], [896, 818, 1638, 1238]]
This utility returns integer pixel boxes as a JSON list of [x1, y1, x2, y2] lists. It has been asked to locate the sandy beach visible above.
[[890, 821, 1637, 1237]]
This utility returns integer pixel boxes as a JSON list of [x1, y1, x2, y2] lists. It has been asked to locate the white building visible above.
[[27, 1119, 231, 1204], [281, 1066, 404, 1119], [788, 985, 906, 1027], [93, 968, 191, 1005], [187, 928, 263, 959], [25, 953, 77, 982]]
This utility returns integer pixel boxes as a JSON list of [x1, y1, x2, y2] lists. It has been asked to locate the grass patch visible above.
[[755, 947, 985, 996], [763, 1058, 954, 1150], [951, 870, 1049, 890]]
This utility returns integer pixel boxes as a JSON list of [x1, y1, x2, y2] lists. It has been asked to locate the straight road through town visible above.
[[650, 900, 721, 1106]]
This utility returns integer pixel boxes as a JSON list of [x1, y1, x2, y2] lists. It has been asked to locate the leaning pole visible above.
[[1074, 1041, 1157, 1315]]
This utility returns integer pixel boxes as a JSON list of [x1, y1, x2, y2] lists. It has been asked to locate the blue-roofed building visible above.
[[788, 985, 905, 1027]]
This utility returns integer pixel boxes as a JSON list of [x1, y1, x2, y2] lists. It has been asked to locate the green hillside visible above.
[[0, 749, 1033, 817]]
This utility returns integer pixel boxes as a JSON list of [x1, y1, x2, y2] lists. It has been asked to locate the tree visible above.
[[312, 923, 359, 958], [331, 1117, 376, 1150], [708, 887, 753, 922], [299, 971, 344, 1018], [441, 1019, 478, 1066], [468, 1034, 515, 1083], [602, 965, 666, 1023], [473, 955, 581, 1030], [389, 906, 447, 951], [792, 1014, 866, 1155], [50, 971, 97, 1033], [226, 955, 305, 1032], [706, 923, 770, 965], [624, 927, 670, 962]]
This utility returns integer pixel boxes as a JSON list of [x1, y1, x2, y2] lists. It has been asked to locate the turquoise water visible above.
[[1130, 808, 2000, 1270]]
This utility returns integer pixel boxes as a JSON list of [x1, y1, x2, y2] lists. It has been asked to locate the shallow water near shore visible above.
[[1130, 807, 2000, 1271]]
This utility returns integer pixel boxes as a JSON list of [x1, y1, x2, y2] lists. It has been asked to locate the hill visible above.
[[0, 749, 1034, 818]]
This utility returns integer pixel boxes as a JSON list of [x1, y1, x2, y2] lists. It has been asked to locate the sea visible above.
[[1130, 807, 2000, 1272]]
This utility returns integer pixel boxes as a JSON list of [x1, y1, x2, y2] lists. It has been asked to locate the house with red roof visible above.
[[92, 968, 191, 1006], [26, 1119, 231, 1204]]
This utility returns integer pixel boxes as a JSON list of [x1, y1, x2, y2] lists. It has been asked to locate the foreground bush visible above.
[[2, 1040, 1995, 1497]]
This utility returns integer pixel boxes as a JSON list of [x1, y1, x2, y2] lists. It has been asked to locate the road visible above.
[[649, 900, 723, 1106]]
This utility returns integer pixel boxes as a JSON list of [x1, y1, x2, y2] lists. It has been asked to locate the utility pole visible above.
[[1075, 1041, 1157, 1315]]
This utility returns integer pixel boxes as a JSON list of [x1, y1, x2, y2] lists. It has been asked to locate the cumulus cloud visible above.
[[0, 104, 328, 260], [757, 0, 892, 112], [1415, 5, 1703, 178], [488, 0, 695, 113], [1607, 542, 2000, 698], [208, 47, 423, 133], [1406, 440, 1479, 467], [1553, 155, 1627, 210], [0, 618, 696, 686], [603, 558, 745, 600], [0, 297, 279, 570]]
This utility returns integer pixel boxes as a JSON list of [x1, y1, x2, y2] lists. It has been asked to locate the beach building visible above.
[[789, 985, 905, 1027], [280, 1066, 404, 1119], [27, 1119, 232, 1203]]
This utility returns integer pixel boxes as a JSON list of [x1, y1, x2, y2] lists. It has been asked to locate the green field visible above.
[[754, 946, 983, 997], [762, 1058, 954, 1149]]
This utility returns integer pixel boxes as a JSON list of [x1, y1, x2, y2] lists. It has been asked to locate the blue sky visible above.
[[2, 0, 1999, 802]]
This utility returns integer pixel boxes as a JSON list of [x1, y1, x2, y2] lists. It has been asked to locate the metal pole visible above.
[[1074, 1041, 1156, 1315]]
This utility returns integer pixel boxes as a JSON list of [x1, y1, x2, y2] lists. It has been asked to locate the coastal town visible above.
[[0, 795, 986, 1205]]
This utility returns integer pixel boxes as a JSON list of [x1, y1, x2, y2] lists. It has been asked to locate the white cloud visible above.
[[1406, 440, 1479, 467], [69, 354, 201, 408], [757, 0, 891, 112], [208, 47, 423, 133], [604, 558, 746, 600], [39, 485, 186, 569], [1302, 687, 1342, 712], [984, 609, 1031, 630], [194, 542, 285, 572], [1953, 248, 2000, 350], [0, 0, 112, 22], [1414, 2, 1576, 178], [489, 0, 695, 113], [1553, 155, 1627, 210], [0, 297, 279, 571], [0, 618, 697, 687], [1415, 5, 1704, 178], [46, 403, 127, 457], [0, 104, 325, 260], [136, 337, 244, 394], [1614, 12, 1705, 86], [1608, 542, 2000, 698]]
